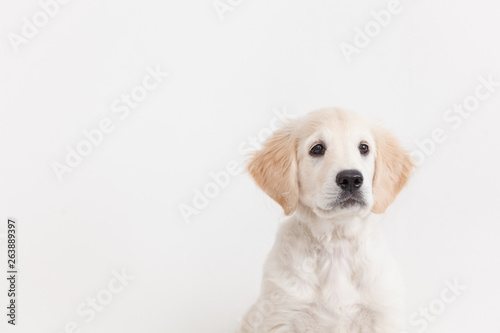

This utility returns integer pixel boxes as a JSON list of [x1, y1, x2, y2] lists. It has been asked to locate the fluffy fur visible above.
[[239, 108, 413, 333]]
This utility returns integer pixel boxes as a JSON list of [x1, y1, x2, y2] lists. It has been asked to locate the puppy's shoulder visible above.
[[273, 217, 311, 248]]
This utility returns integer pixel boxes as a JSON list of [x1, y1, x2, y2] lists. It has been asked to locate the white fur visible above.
[[239, 108, 410, 333]]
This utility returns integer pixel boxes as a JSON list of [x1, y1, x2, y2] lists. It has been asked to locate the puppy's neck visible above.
[[294, 203, 379, 245]]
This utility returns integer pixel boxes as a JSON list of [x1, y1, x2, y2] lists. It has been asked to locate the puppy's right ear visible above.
[[371, 127, 414, 214], [247, 123, 299, 215]]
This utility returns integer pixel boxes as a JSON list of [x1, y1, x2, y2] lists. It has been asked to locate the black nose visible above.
[[336, 170, 363, 192]]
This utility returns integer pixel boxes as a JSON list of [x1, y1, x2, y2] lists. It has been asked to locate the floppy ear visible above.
[[371, 127, 414, 214], [247, 123, 299, 215]]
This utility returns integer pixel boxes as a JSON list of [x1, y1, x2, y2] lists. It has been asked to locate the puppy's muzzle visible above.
[[336, 170, 363, 192]]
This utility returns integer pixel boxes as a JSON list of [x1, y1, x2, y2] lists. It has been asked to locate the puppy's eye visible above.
[[310, 144, 326, 157], [359, 143, 369, 155]]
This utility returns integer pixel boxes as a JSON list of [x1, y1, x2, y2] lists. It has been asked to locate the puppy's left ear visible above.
[[371, 127, 414, 214], [247, 123, 299, 215]]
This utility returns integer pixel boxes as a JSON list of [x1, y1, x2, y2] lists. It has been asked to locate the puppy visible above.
[[238, 108, 413, 333]]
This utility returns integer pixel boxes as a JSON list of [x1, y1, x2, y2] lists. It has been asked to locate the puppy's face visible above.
[[296, 111, 375, 218], [248, 108, 413, 218]]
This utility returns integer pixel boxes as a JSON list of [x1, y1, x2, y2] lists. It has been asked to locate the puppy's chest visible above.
[[313, 241, 368, 308]]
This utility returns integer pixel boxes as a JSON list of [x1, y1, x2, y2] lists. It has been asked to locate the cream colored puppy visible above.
[[239, 108, 413, 333]]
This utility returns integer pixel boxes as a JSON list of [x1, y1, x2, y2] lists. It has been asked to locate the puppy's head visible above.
[[247, 108, 413, 219]]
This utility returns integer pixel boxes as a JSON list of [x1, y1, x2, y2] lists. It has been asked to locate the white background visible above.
[[0, 0, 499, 332]]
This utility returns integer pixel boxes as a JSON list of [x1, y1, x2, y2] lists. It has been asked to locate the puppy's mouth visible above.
[[333, 192, 366, 209], [315, 192, 367, 216], [339, 198, 361, 208]]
